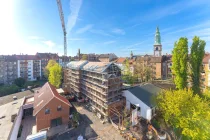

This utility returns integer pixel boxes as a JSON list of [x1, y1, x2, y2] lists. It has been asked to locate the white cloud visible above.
[[67, 0, 83, 34], [68, 38, 88, 41], [111, 28, 125, 35], [90, 29, 113, 37], [76, 24, 93, 34], [103, 40, 116, 45], [42, 40, 55, 48], [28, 36, 41, 40]]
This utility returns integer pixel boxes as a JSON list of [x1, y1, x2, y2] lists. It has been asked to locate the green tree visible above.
[[48, 63, 62, 88], [171, 37, 188, 89], [44, 59, 57, 78], [81, 54, 88, 60], [14, 77, 26, 87], [156, 89, 210, 140], [122, 59, 136, 85], [190, 36, 206, 94]]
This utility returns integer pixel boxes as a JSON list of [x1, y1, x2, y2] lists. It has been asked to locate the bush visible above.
[[14, 78, 25, 87], [0, 84, 20, 97], [151, 119, 160, 130]]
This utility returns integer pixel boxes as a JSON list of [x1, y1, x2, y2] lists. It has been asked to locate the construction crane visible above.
[[56, 0, 67, 63]]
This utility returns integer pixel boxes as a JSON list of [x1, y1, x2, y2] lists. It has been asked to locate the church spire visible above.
[[154, 26, 161, 45]]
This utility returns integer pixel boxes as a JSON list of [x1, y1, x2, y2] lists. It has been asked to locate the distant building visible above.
[[202, 53, 210, 89], [36, 53, 59, 78], [115, 57, 126, 70], [0, 55, 18, 84], [16, 55, 41, 81], [63, 61, 125, 119], [98, 53, 118, 62]]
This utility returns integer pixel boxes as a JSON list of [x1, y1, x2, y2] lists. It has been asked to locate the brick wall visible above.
[[36, 98, 69, 131]]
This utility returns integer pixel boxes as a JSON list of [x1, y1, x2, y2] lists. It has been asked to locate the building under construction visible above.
[[63, 61, 125, 119]]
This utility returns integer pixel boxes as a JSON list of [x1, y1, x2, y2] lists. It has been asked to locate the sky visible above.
[[0, 0, 210, 57]]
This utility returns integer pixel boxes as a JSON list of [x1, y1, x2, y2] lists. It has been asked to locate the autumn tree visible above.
[[156, 89, 210, 140], [81, 54, 88, 60], [171, 37, 188, 89], [49, 63, 62, 88], [190, 36, 206, 94], [122, 59, 136, 85], [44, 59, 57, 78]]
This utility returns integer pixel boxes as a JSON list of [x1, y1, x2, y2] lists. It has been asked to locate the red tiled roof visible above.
[[115, 57, 126, 64], [203, 53, 210, 64], [15, 55, 39, 60], [33, 82, 71, 116]]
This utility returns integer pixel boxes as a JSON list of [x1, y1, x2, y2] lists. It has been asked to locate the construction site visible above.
[[63, 61, 125, 120]]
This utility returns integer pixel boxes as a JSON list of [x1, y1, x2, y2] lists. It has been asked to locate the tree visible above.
[[44, 59, 57, 78], [122, 59, 136, 85], [171, 37, 188, 89], [81, 54, 87, 60], [14, 77, 25, 87], [156, 89, 210, 140], [190, 36, 206, 94], [48, 63, 62, 88]]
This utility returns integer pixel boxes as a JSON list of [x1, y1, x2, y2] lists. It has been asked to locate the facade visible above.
[[0, 53, 62, 84], [134, 55, 162, 80], [98, 53, 118, 62], [33, 82, 71, 132], [16, 55, 41, 81], [115, 57, 126, 71], [36, 53, 59, 78], [0, 55, 18, 84], [64, 61, 125, 118], [202, 54, 210, 88], [122, 83, 161, 120]]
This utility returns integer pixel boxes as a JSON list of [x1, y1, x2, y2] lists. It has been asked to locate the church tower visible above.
[[154, 27, 162, 56]]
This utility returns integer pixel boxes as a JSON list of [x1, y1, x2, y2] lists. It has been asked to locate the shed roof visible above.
[[128, 83, 162, 107]]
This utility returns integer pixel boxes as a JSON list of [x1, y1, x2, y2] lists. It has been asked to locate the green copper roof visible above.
[[154, 26, 161, 45]]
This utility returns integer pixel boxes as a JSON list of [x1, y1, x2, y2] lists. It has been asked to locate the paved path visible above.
[[76, 105, 124, 140], [52, 104, 124, 140]]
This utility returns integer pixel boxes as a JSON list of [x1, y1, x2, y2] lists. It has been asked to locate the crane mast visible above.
[[56, 0, 67, 58]]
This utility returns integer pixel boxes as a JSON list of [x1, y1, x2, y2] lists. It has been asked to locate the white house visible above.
[[122, 83, 162, 121]]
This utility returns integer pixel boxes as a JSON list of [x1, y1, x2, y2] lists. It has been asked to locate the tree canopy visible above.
[[171, 37, 188, 89], [48, 63, 62, 88], [81, 54, 88, 60], [44, 59, 57, 78], [156, 89, 210, 140], [14, 77, 26, 87], [122, 59, 137, 85], [190, 36, 206, 93]]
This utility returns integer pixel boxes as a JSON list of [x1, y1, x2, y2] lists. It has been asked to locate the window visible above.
[[57, 105, 62, 111], [45, 108, 50, 114]]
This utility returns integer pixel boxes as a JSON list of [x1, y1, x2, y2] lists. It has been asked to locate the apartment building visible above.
[[98, 53, 118, 62], [36, 53, 59, 78], [202, 54, 210, 88], [134, 55, 162, 80], [16, 55, 41, 81], [64, 61, 125, 119], [0, 55, 18, 84]]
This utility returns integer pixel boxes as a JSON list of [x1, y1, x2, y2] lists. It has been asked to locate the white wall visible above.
[[122, 90, 152, 120], [9, 106, 23, 140]]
